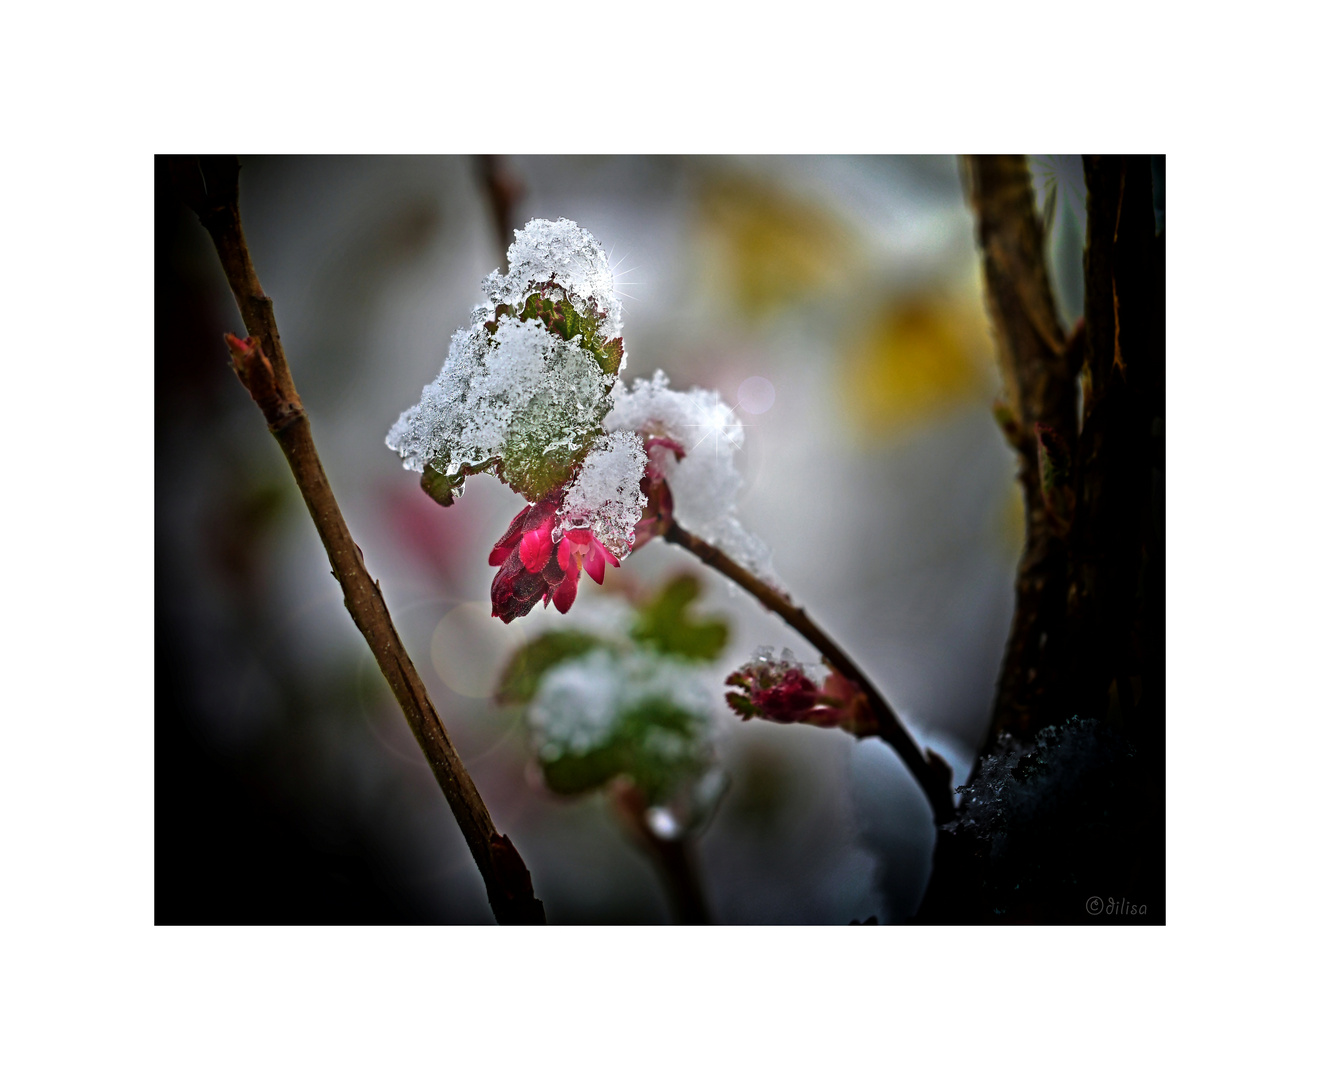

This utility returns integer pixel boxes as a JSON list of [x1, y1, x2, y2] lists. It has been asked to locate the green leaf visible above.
[[615, 697, 709, 802], [421, 461, 489, 507], [496, 419, 603, 504], [542, 695, 709, 802], [510, 290, 623, 378], [631, 574, 729, 660], [538, 696, 709, 802], [598, 337, 624, 377], [542, 743, 627, 796], [495, 630, 607, 705]]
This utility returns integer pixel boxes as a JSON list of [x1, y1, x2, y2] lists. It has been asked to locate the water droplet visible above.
[[645, 806, 681, 841]]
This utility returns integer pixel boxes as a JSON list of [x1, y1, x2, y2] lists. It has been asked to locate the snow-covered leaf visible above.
[[386, 218, 626, 503]]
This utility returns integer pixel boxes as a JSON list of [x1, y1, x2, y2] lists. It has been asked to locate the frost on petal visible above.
[[557, 431, 647, 560], [605, 371, 776, 583], [386, 218, 626, 504]]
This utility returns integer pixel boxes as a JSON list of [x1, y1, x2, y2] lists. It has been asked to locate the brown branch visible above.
[[966, 155, 1076, 744], [171, 156, 544, 925], [475, 155, 524, 272], [662, 521, 954, 824]]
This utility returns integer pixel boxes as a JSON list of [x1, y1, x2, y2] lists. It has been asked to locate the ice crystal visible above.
[[605, 371, 774, 581], [480, 218, 625, 345], [558, 431, 647, 559], [952, 717, 1136, 847], [940, 716, 1149, 920]]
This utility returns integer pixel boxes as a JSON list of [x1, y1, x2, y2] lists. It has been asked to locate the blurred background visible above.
[[156, 155, 1086, 924]]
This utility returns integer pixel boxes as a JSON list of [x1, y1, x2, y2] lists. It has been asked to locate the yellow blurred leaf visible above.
[[840, 293, 993, 436], [695, 172, 858, 317]]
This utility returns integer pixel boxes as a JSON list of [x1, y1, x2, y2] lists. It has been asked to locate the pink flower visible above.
[[488, 496, 622, 622], [552, 528, 620, 613]]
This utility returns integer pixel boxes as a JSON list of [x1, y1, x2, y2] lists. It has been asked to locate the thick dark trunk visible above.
[[915, 156, 1165, 923]]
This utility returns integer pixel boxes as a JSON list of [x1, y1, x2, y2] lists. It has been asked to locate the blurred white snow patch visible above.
[[559, 430, 647, 558], [527, 648, 713, 764], [528, 650, 620, 760], [606, 370, 776, 583]]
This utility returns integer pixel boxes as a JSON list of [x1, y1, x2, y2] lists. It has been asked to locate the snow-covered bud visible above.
[[604, 370, 775, 584], [725, 648, 876, 735]]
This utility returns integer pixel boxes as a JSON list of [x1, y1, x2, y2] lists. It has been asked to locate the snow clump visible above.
[[606, 370, 775, 582]]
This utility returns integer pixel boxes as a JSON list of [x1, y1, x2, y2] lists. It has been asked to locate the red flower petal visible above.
[[582, 541, 606, 585], [519, 523, 552, 573], [523, 499, 557, 531], [551, 569, 578, 613], [488, 505, 530, 566], [542, 552, 565, 586]]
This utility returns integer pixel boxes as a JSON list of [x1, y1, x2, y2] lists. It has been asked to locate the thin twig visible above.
[[662, 521, 954, 824], [475, 155, 524, 272], [170, 156, 545, 924]]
